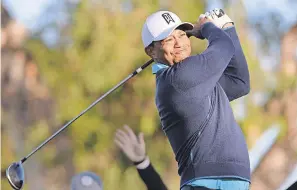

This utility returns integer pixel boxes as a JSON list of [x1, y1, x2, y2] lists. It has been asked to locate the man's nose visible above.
[[174, 37, 182, 47]]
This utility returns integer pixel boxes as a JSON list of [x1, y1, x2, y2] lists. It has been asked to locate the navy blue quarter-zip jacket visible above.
[[154, 22, 250, 188]]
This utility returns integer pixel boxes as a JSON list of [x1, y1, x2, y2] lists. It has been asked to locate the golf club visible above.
[[6, 59, 154, 190]]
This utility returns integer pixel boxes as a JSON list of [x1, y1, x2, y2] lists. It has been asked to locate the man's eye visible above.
[[165, 38, 173, 42], [180, 33, 186, 37]]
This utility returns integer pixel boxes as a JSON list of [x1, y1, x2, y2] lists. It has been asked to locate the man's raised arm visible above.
[[203, 9, 250, 101], [218, 25, 250, 101], [171, 21, 235, 95]]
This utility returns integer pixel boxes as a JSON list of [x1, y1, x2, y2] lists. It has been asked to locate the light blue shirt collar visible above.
[[152, 63, 169, 74]]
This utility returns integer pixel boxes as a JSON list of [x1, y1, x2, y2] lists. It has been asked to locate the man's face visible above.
[[147, 29, 192, 66]]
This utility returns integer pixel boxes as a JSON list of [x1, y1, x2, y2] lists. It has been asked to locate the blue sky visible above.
[[2, 0, 53, 31], [243, 0, 297, 30]]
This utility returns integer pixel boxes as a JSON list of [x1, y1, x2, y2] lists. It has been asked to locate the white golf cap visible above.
[[142, 11, 194, 48]]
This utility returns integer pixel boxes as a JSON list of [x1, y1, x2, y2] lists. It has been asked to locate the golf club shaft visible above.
[[21, 59, 154, 163]]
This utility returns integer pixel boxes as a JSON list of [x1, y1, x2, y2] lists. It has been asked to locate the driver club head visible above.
[[6, 161, 25, 190]]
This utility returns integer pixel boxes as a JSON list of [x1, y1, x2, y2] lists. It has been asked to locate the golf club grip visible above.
[[22, 59, 154, 162], [141, 59, 154, 69], [132, 59, 154, 75]]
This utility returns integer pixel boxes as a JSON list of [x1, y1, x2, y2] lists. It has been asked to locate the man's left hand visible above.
[[205, 8, 234, 29]]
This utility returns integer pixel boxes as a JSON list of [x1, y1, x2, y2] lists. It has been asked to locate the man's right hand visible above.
[[186, 14, 215, 39], [114, 125, 146, 163]]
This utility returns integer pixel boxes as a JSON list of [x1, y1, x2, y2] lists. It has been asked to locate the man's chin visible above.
[[174, 57, 187, 64], [173, 53, 190, 63]]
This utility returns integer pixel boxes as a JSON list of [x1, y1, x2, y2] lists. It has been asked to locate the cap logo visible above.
[[162, 13, 175, 24]]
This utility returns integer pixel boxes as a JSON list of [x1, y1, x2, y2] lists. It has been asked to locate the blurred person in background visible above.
[[71, 171, 103, 190], [142, 8, 250, 190], [114, 125, 168, 190]]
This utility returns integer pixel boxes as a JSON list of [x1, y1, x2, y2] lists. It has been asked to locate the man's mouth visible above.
[[174, 49, 184, 55]]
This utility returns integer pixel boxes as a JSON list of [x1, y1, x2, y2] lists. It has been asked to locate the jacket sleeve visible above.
[[171, 22, 235, 97], [218, 26, 250, 101], [137, 162, 168, 190]]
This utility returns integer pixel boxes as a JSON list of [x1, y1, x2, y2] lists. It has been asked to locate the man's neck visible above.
[[153, 58, 171, 66]]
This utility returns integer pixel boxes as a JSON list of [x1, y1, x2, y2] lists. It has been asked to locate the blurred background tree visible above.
[[1, 0, 297, 190]]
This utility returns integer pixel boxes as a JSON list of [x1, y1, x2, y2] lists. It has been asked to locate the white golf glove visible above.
[[186, 9, 233, 39], [204, 8, 234, 29]]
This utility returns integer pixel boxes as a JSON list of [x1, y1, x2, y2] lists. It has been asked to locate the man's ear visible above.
[[145, 45, 155, 58]]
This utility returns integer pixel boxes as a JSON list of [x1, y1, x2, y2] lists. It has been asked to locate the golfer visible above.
[[141, 9, 251, 190]]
